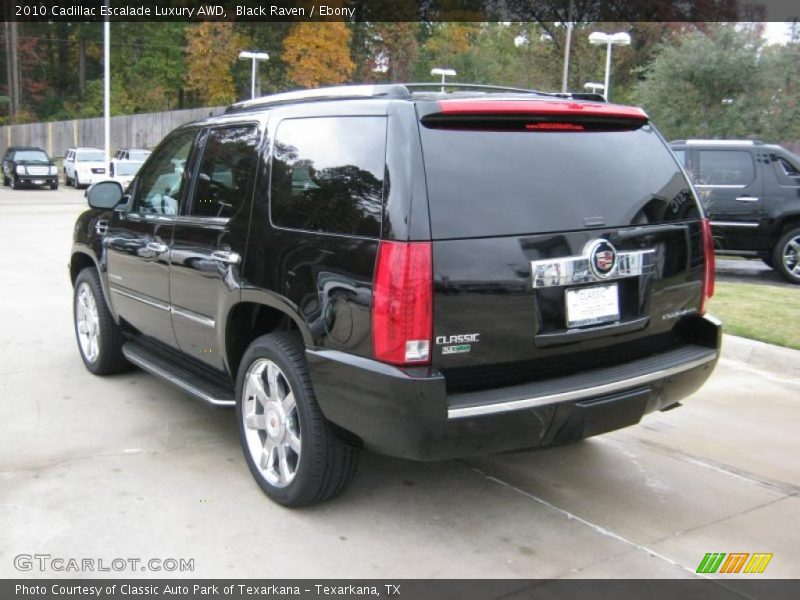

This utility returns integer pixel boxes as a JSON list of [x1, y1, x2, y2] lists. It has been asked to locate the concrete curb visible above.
[[721, 334, 800, 380]]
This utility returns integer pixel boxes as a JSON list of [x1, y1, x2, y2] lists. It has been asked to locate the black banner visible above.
[[3, 0, 800, 23], [4, 580, 800, 600]]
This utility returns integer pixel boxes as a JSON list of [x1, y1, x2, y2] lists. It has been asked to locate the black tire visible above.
[[73, 267, 130, 375], [235, 332, 359, 507], [74, 173, 81, 188], [2, 174, 8, 186], [50, 182, 58, 190], [11, 176, 20, 190], [772, 227, 800, 284]]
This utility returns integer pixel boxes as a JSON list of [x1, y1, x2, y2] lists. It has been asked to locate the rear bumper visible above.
[[307, 315, 721, 461]]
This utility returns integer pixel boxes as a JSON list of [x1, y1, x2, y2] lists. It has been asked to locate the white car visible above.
[[107, 159, 143, 190], [64, 147, 107, 188]]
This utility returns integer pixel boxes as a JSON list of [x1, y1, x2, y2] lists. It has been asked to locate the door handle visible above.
[[735, 196, 760, 202], [211, 250, 241, 265], [95, 219, 108, 235], [145, 242, 168, 254]]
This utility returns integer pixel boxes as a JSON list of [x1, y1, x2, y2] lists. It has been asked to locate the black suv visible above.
[[2, 146, 59, 189], [70, 84, 720, 507], [670, 139, 800, 283]]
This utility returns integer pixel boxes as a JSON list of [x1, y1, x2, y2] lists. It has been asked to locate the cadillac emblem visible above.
[[588, 239, 617, 278]]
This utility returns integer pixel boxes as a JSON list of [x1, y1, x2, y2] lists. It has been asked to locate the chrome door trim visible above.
[[109, 285, 170, 311], [448, 353, 717, 419], [694, 184, 748, 189], [171, 305, 215, 328], [710, 221, 760, 228]]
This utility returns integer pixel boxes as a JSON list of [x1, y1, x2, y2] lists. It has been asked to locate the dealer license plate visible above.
[[32, 179, 44, 185], [566, 284, 620, 328]]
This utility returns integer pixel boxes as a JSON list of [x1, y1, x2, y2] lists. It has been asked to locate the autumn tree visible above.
[[185, 22, 248, 105], [283, 22, 355, 88]]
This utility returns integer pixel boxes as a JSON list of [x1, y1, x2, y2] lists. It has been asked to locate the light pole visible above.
[[588, 32, 631, 101], [431, 68, 456, 93], [103, 2, 110, 165], [239, 51, 270, 100]]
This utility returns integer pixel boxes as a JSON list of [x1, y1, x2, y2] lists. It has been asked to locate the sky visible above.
[[762, 22, 794, 45]]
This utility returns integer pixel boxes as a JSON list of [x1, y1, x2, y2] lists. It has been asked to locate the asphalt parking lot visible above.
[[1, 186, 798, 579]]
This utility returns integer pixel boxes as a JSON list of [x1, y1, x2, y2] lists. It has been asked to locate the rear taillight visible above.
[[700, 218, 715, 314], [372, 241, 432, 366]]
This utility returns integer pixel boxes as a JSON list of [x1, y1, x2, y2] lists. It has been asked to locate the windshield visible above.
[[77, 151, 106, 162], [419, 123, 698, 238], [129, 150, 151, 161], [14, 150, 50, 162], [116, 163, 141, 176]]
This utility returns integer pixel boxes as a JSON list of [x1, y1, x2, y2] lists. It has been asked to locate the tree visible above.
[[283, 22, 355, 88], [185, 23, 248, 105], [633, 25, 764, 139]]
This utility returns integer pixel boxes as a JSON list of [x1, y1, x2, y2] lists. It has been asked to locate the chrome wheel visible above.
[[75, 282, 100, 363], [782, 235, 800, 278], [242, 359, 301, 488]]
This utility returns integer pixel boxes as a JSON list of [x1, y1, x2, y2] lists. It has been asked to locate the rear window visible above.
[[419, 124, 697, 239], [77, 150, 106, 162]]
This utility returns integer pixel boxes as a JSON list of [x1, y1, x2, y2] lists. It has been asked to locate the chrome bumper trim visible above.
[[447, 352, 717, 419]]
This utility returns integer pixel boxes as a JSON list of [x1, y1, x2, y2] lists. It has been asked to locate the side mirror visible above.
[[87, 181, 124, 209]]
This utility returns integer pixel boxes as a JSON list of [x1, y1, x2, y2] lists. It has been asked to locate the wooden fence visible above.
[[0, 106, 226, 159]]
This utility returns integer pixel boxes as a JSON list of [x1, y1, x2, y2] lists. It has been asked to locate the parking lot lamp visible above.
[[588, 31, 631, 101], [431, 68, 457, 93], [239, 51, 270, 100]]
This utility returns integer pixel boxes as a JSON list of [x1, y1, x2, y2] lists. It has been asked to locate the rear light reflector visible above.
[[372, 241, 432, 366], [436, 99, 649, 120], [700, 218, 715, 314]]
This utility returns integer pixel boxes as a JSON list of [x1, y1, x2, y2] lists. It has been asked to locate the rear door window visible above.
[[696, 150, 755, 186], [419, 123, 697, 239], [270, 116, 386, 237]]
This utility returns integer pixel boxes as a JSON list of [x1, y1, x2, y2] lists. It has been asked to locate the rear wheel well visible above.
[[70, 253, 96, 285], [226, 303, 298, 377], [778, 216, 800, 238]]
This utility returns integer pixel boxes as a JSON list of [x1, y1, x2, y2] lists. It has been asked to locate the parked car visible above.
[[106, 159, 143, 190], [2, 146, 59, 190], [63, 147, 107, 188], [112, 148, 151, 163], [670, 139, 800, 283], [70, 84, 720, 507]]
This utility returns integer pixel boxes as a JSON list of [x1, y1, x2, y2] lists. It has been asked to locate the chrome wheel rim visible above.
[[242, 359, 301, 488], [75, 282, 100, 363], [782, 235, 800, 278]]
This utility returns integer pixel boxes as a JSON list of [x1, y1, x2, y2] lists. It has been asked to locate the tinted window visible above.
[[270, 116, 386, 237], [696, 150, 755, 186], [190, 125, 259, 219], [772, 154, 800, 186], [132, 129, 196, 216], [420, 124, 697, 239], [673, 149, 686, 166], [13, 150, 49, 162]]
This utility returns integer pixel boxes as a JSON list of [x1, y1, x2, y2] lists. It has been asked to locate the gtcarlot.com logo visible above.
[[14, 553, 194, 573]]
